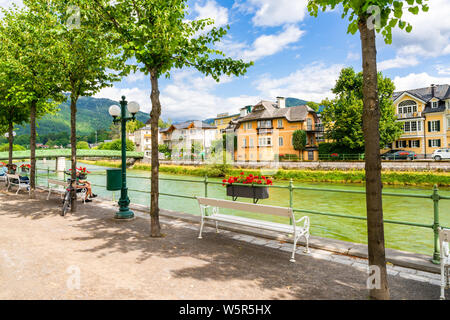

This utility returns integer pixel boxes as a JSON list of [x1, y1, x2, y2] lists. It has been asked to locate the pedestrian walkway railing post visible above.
[[432, 184, 441, 264], [289, 179, 293, 225]]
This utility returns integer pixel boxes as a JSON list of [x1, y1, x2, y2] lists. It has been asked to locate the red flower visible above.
[[240, 172, 244, 175]]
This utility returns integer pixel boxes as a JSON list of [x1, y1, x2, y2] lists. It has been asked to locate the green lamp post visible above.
[[108, 96, 140, 220]]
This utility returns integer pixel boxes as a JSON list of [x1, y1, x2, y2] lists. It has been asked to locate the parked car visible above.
[[381, 150, 417, 160], [432, 148, 450, 161]]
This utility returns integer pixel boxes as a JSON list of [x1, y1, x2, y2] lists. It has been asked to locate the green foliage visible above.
[[76, 141, 89, 149], [98, 139, 135, 151], [0, 143, 26, 152], [158, 144, 171, 158], [307, 0, 429, 44], [0, 148, 143, 160], [126, 120, 145, 133], [321, 67, 403, 151], [292, 130, 307, 155]]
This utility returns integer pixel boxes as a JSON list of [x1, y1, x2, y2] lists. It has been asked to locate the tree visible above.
[[126, 119, 145, 133], [25, 0, 124, 210], [292, 130, 307, 160], [0, 7, 64, 197], [308, 0, 428, 299], [82, 0, 252, 237], [0, 60, 29, 167], [321, 67, 402, 152]]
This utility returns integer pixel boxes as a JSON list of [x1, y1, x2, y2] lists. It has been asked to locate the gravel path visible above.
[[0, 190, 445, 300]]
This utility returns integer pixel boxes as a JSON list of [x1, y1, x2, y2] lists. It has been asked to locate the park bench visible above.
[[440, 227, 450, 300], [196, 197, 310, 262], [47, 178, 87, 203], [6, 174, 30, 195]]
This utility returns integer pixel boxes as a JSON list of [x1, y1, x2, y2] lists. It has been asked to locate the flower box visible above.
[[226, 184, 269, 203]]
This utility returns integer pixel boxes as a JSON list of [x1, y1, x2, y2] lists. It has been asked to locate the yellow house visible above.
[[390, 84, 450, 157], [213, 112, 240, 135], [236, 97, 319, 161]]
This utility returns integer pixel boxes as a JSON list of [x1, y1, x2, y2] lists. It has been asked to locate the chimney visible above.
[[431, 84, 436, 97], [277, 96, 286, 108]]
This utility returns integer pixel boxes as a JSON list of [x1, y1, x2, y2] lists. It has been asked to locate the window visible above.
[[242, 138, 247, 148], [429, 139, 441, 147], [247, 122, 252, 129], [279, 137, 283, 146], [277, 119, 283, 128], [396, 140, 407, 148], [258, 137, 272, 146], [257, 120, 272, 128], [249, 138, 254, 148], [404, 122, 410, 132], [432, 101, 439, 109], [428, 120, 440, 132], [411, 140, 420, 148], [447, 117, 450, 128], [398, 100, 418, 114]]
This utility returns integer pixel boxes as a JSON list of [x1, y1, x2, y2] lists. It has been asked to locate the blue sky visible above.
[[2, 0, 450, 122]]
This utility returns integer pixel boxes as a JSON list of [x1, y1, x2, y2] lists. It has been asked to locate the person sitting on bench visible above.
[[76, 172, 97, 202]]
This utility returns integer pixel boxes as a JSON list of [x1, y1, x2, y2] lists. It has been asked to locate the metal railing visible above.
[[318, 153, 365, 161], [35, 166, 449, 264]]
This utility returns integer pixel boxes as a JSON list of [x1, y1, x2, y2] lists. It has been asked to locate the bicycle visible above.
[[61, 172, 87, 216]]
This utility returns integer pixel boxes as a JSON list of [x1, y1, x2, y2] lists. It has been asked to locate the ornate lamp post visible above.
[[108, 96, 140, 220]]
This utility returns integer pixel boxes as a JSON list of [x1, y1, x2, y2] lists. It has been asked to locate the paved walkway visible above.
[[0, 190, 446, 300]]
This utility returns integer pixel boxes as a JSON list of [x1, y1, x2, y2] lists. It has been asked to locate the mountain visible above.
[[286, 97, 309, 107], [15, 96, 150, 136]]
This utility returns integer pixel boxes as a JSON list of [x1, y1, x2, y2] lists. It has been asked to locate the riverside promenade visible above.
[[0, 190, 446, 300]]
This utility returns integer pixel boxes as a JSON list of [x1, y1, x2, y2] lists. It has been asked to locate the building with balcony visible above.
[[159, 120, 217, 159], [127, 124, 161, 157], [213, 112, 240, 135], [235, 97, 319, 161], [390, 84, 450, 157]]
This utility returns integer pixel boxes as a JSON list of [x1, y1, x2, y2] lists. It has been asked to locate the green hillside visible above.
[[15, 95, 150, 136]]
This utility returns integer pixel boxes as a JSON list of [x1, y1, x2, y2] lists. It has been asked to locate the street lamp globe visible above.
[[4, 131, 16, 138], [127, 101, 140, 115], [108, 105, 121, 117]]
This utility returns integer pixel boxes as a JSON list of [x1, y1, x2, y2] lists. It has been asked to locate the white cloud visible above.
[[194, 0, 229, 28], [125, 71, 146, 83], [234, 0, 308, 27], [218, 25, 304, 62], [254, 62, 343, 102], [393, 72, 450, 91], [436, 65, 450, 75], [378, 55, 419, 71], [346, 51, 360, 61], [389, 0, 450, 59]]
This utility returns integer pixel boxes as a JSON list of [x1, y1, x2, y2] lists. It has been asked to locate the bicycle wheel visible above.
[[61, 191, 71, 216]]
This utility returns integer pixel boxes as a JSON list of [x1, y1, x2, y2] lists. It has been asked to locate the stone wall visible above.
[[158, 160, 450, 172]]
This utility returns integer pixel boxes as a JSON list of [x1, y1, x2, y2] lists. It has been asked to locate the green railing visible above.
[[318, 153, 365, 161], [35, 167, 449, 264]]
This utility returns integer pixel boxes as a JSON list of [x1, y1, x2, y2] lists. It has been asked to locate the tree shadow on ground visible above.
[[0, 189, 445, 300]]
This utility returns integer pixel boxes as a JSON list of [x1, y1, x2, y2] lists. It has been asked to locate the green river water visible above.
[[35, 160, 450, 256]]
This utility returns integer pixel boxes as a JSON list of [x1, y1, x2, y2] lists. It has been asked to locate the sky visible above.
[[1, 0, 450, 122]]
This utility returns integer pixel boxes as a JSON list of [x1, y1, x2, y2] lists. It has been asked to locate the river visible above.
[[35, 160, 450, 256]]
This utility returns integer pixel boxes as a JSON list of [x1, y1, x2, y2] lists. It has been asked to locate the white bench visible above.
[[196, 197, 310, 262], [439, 228, 450, 300], [47, 178, 87, 203], [6, 174, 30, 195]]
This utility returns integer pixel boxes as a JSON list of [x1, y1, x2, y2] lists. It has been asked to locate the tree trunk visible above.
[[8, 121, 13, 168], [70, 95, 78, 212], [149, 69, 162, 237], [29, 100, 37, 199], [358, 18, 390, 300]]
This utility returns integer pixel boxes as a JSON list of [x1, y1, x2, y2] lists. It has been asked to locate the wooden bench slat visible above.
[[197, 197, 292, 217]]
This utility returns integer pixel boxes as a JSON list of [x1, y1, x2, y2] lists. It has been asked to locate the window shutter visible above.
[[428, 121, 431, 132], [395, 141, 398, 148], [437, 121, 440, 132], [408, 140, 411, 148], [438, 140, 441, 147], [417, 140, 420, 148], [429, 140, 432, 147]]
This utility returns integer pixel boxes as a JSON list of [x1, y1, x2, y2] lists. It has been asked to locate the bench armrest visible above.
[[295, 216, 310, 230]]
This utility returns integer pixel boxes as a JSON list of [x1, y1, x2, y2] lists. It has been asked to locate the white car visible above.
[[432, 148, 450, 161]]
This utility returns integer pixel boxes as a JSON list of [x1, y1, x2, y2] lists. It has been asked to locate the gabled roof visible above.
[[393, 84, 450, 103], [237, 100, 316, 123], [160, 120, 217, 133]]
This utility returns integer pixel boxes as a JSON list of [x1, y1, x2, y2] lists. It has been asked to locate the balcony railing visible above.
[[396, 112, 422, 118], [257, 128, 273, 135]]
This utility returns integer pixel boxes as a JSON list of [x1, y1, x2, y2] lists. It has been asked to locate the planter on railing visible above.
[[223, 172, 273, 203], [226, 184, 269, 203]]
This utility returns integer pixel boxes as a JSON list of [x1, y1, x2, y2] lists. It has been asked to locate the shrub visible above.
[[99, 139, 135, 151], [0, 143, 26, 152], [76, 141, 90, 149]]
